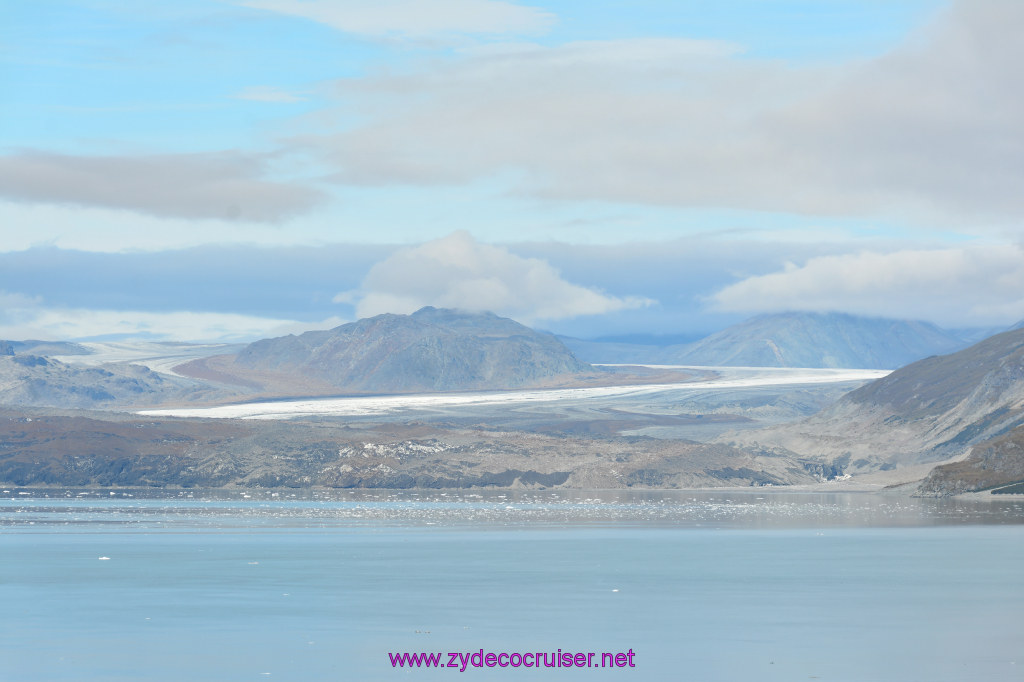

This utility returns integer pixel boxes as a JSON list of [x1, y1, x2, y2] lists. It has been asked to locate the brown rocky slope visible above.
[[721, 327, 1024, 485]]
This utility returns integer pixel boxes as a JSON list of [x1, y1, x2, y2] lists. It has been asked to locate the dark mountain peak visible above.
[[750, 310, 848, 323], [233, 308, 592, 393], [411, 305, 479, 319], [412, 306, 527, 331], [669, 311, 968, 369]]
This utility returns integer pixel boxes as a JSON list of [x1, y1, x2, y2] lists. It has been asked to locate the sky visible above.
[[1, 0, 1022, 342]]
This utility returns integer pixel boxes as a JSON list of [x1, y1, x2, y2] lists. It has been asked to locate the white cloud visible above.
[[0, 150, 325, 223], [233, 86, 306, 103], [341, 231, 652, 323], [239, 0, 554, 39], [0, 200, 370, 252], [0, 299, 343, 342], [0, 291, 43, 311], [310, 0, 1024, 228], [710, 245, 1024, 327]]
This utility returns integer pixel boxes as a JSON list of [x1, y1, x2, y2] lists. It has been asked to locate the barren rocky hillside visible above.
[[0, 408, 821, 489], [722, 328, 1024, 482], [178, 307, 602, 396], [0, 353, 220, 409]]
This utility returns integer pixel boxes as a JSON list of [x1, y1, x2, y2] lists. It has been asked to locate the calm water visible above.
[[3, 489, 1024, 681]]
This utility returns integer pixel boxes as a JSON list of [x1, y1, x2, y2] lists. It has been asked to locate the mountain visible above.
[[724, 327, 1024, 484], [558, 313, 974, 368], [189, 307, 596, 395], [664, 312, 968, 369], [555, 336, 666, 364], [918, 426, 1024, 496], [0, 353, 201, 409], [6, 340, 93, 356]]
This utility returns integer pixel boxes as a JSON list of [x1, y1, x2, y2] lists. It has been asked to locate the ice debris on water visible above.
[[1, 487, 1018, 531]]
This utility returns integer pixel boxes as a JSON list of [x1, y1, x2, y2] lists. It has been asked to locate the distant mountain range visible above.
[[0, 352, 199, 409], [725, 327, 1024, 491], [667, 312, 969, 368], [2, 309, 1022, 493], [6, 340, 93, 356], [180, 307, 597, 396], [0, 309, 1007, 409], [562, 312, 978, 369]]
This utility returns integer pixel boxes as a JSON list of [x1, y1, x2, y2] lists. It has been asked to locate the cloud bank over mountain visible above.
[[339, 231, 653, 324], [0, 301, 329, 343], [711, 245, 1024, 327]]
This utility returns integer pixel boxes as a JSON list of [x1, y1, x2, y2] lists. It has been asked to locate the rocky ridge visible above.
[[181, 307, 598, 396], [0, 408, 821, 489], [722, 327, 1024, 484], [0, 353, 215, 409]]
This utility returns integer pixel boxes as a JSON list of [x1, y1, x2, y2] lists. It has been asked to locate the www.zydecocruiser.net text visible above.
[[390, 649, 637, 671]]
